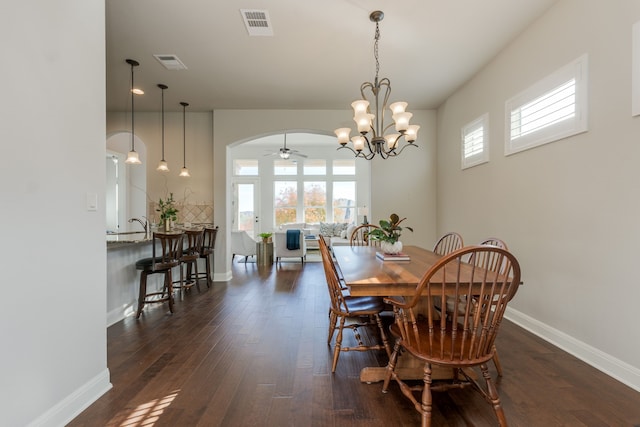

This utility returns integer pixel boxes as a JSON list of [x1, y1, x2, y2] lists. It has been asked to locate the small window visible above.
[[274, 159, 297, 175], [303, 159, 326, 175], [505, 54, 588, 155], [461, 113, 489, 169], [234, 159, 258, 175], [332, 159, 356, 175]]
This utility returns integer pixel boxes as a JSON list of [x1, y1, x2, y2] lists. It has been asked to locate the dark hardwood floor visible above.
[[69, 257, 640, 426]]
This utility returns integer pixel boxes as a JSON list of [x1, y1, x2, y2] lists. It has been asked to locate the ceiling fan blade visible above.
[[291, 152, 308, 158]]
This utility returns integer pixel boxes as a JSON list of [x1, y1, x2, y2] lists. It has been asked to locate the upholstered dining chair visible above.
[[319, 237, 391, 373], [382, 245, 521, 427], [135, 232, 183, 318], [231, 230, 257, 263], [432, 231, 464, 255], [349, 224, 381, 247]]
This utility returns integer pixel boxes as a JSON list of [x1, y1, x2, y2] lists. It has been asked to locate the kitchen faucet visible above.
[[128, 216, 149, 236]]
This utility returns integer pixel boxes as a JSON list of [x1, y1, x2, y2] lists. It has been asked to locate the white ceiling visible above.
[[106, 0, 558, 113]]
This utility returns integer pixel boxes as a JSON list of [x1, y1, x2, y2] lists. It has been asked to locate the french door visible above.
[[232, 178, 261, 239]]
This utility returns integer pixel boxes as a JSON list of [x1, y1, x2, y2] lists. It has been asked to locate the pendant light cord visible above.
[[130, 62, 135, 151]]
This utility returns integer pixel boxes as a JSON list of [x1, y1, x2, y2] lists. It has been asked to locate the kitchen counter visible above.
[[107, 231, 150, 247]]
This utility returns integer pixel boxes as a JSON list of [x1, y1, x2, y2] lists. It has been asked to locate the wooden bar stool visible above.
[[189, 226, 218, 288], [174, 228, 205, 294], [135, 232, 183, 319]]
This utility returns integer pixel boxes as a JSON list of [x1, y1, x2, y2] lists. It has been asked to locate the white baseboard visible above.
[[214, 270, 232, 282], [505, 307, 640, 392], [107, 303, 135, 327], [27, 369, 112, 427]]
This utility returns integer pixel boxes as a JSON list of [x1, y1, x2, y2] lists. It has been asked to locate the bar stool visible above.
[[174, 228, 205, 294], [135, 232, 183, 319], [189, 226, 218, 288]]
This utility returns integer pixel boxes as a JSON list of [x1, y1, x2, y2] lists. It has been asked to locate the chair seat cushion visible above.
[[135, 257, 179, 270], [344, 295, 386, 314]]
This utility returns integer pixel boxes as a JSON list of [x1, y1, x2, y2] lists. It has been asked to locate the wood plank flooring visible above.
[[69, 258, 640, 426]]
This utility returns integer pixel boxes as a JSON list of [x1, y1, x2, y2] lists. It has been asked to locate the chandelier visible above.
[[335, 11, 419, 160]]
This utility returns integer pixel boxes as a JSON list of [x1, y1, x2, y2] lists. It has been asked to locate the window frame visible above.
[[505, 54, 588, 156]]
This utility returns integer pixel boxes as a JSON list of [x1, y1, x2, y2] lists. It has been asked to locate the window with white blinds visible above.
[[505, 54, 588, 155], [461, 113, 489, 169]]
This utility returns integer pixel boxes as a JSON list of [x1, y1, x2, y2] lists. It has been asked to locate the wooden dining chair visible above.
[[349, 224, 381, 247], [382, 245, 521, 427], [432, 231, 464, 255], [135, 232, 183, 319], [319, 237, 392, 372], [473, 237, 509, 376]]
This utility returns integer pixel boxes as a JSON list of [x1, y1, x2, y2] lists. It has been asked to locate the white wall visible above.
[[213, 110, 436, 280], [107, 111, 214, 219], [371, 111, 437, 249], [0, 1, 111, 425], [437, 0, 640, 390]]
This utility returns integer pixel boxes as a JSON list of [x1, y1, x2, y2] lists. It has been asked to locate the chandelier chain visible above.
[[374, 22, 380, 81]]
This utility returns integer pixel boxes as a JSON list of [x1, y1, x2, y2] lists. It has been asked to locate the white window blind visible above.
[[461, 113, 489, 169], [505, 54, 588, 155]]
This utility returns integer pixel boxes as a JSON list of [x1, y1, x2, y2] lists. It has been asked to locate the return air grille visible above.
[[240, 9, 273, 36], [153, 54, 187, 70]]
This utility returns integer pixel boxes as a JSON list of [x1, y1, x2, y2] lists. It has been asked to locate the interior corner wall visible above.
[[436, 0, 640, 390], [212, 109, 437, 279], [0, 1, 111, 425]]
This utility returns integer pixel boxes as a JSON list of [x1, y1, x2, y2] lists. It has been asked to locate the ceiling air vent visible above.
[[240, 9, 273, 36], [153, 54, 188, 70]]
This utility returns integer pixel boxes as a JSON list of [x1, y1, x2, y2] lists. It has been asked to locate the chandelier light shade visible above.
[[156, 84, 169, 172], [125, 59, 142, 165], [335, 11, 420, 160], [179, 101, 191, 177]]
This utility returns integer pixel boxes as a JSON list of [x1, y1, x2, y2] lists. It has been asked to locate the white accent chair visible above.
[[231, 230, 257, 263], [273, 230, 307, 265]]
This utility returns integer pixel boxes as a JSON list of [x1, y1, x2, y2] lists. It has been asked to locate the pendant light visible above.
[[179, 101, 191, 177], [125, 59, 142, 165], [156, 84, 170, 172]]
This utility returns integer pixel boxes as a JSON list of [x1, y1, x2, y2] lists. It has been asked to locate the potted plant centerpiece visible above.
[[157, 193, 179, 232], [258, 232, 273, 243], [368, 213, 413, 254]]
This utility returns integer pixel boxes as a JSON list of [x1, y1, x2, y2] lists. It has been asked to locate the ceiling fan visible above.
[[264, 134, 307, 159]]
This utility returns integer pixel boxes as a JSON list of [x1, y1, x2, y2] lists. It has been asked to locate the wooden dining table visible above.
[[331, 244, 480, 383]]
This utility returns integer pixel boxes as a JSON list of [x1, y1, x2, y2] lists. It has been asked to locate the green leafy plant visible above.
[[258, 233, 273, 242], [368, 213, 413, 244], [157, 193, 179, 225]]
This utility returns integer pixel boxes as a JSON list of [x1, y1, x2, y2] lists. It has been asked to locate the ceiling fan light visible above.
[[280, 151, 290, 159]]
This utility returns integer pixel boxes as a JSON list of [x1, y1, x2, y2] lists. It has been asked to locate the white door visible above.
[[232, 179, 260, 239]]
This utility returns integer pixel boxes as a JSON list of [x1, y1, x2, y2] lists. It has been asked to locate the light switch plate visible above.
[[86, 192, 98, 211]]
